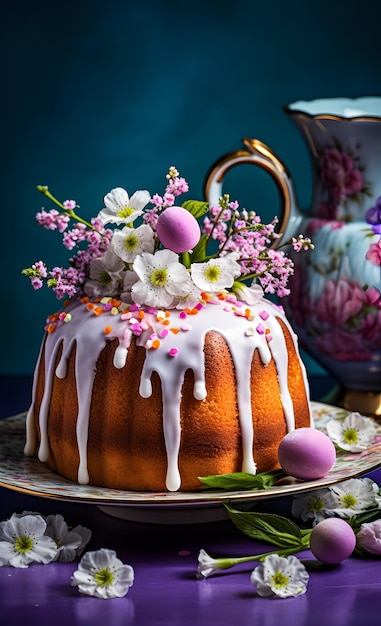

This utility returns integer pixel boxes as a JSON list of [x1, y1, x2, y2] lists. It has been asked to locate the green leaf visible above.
[[224, 506, 310, 549], [181, 199, 209, 218], [189, 233, 209, 263], [348, 506, 381, 531], [198, 469, 286, 491]]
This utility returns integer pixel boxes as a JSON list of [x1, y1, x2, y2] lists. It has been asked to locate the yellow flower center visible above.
[[15, 535, 34, 554], [343, 428, 359, 445], [309, 498, 325, 512], [341, 494, 357, 508], [99, 270, 112, 286], [271, 571, 289, 588], [124, 233, 139, 252], [205, 264, 221, 282], [150, 268, 168, 287], [117, 205, 135, 219], [94, 568, 114, 587]]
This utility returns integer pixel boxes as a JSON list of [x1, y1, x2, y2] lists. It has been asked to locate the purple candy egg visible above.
[[156, 206, 200, 253], [278, 427, 336, 480], [310, 518, 356, 564]]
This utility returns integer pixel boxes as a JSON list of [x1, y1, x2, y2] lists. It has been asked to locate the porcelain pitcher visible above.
[[205, 97, 381, 416]]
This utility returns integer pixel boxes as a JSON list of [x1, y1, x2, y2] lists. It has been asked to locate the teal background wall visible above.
[[2, 0, 381, 375]]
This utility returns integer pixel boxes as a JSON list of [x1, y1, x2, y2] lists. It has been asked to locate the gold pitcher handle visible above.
[[204, 138, 300, 244]]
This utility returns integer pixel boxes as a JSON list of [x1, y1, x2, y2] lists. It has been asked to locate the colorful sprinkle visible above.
[[170, 327, 180, 334], [179, 311, 188, 320], [256, 323, 265, 335], [181, 323, 192, 332], [111, 307, 119, 316], [225, 294, 237, 303], [168, 347, 179, 357], [103, 326, 112, 335], [160, 328, 169, 338], [260, 310, 270, 320]]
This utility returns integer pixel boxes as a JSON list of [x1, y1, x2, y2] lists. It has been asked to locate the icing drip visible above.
[[25, 296, 311, 491]]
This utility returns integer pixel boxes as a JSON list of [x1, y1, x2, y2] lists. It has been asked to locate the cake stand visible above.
[[1, 402, 381, 524]]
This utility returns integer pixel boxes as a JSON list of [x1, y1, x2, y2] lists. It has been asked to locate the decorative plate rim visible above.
[[0, 402, 381, 509]]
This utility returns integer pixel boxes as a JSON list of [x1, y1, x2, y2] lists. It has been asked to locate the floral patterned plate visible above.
[[0, 403, 381, 522]]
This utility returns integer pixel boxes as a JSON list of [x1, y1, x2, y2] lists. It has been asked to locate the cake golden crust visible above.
[[30, 300, 311, 492]]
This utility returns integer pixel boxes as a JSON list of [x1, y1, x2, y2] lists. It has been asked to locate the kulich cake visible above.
[[23, 167, 314, 492], [24, 293, 311, 491]]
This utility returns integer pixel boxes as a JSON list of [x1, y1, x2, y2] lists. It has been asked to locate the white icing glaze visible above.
[[24, 295, 311, 491]]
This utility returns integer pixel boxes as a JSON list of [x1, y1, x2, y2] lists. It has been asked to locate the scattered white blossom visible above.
[[356, 520, 381, 555], [71, 548, 134, 599], [44, 514, 91, 562], [132, 249, 193, 308], [111, 223, 155, 263], [250, 554, 309, 598], [291, 488, 340, 526], [197, 549, 231, 578], [97, 187, 150, 226], [330, 478, 380, 518], [0, 513, 57, 568], [326, 412, 377, 452]]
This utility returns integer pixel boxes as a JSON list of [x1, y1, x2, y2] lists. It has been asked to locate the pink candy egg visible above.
[[310, 518, 356, 564], [278, 427, 336, 480], [156, 206, 201, 253]]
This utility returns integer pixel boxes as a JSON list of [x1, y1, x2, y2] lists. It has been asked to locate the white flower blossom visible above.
[[120, 269, 139, 303], [291, 488, 340, 526], [197, 549, 232, 578], [97, 187, 150, 226], [250, 554, 309, 598], [132, 249, 193, 308], [71, 548, 134, 599], [111, 224, 155, 263], [191, 254, 241, 293], [330, 478, 380, 518], [84, 247, 125, 298], [356, 520, 381, 555], [232, 281, 264, 305], [173, 281, 203, 310], [326, 412, 377, 452], [44, 514, 91, 562], [0, 513, 57, 568]]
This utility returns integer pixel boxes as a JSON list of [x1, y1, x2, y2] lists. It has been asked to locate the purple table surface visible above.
[[1, 375, 381, 626]]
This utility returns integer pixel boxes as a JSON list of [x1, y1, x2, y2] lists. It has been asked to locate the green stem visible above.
[[204, 545, 306, 577], [37, 185, 99, 232]]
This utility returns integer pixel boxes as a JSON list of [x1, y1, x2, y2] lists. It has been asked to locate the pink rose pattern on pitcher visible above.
[[316, 144, 371, 221], [287, 142, 381, 372]]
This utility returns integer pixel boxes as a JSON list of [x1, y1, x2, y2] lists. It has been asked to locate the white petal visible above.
[[104, 187, 130, 211], [129, 189, 151, 211]]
